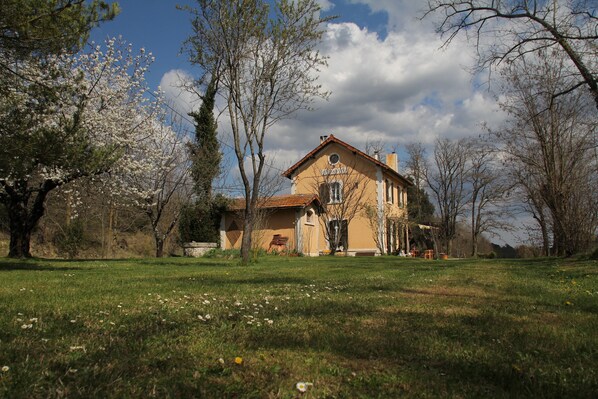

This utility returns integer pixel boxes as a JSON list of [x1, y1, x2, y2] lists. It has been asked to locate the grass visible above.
[[0, 256, 596, 398]]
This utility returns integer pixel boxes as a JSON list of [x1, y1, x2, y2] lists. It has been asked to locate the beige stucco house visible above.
[[220, 135, 413, 256]]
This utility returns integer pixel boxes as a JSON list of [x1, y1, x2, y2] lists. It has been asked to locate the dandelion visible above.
[[1, 366, 9, 372], [564, 300, 573, 306], [234, 357, 243, 365]]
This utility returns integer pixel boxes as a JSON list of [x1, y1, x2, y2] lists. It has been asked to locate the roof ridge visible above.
[[281, 135, 413, 186]]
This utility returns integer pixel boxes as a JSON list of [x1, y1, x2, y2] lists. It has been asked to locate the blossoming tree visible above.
[[0, 39, 166, 258]]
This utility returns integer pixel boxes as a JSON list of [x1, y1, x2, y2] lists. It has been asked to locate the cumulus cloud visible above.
[[268, 18, 499, 156], [159, 69, 201, 117], [161, 2, 505, 175]]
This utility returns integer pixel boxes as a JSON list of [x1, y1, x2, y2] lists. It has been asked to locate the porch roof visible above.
[[227, 194, 321, 211]]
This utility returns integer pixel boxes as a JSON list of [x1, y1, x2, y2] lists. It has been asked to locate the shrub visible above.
[[178, 195, 228, 243], [53, 220, 85, 259]]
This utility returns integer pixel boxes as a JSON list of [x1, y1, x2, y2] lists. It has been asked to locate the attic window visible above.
[[328, 153, 340, 165]]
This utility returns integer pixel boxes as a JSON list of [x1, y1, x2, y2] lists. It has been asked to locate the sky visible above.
[[90, 0, 515, 244]]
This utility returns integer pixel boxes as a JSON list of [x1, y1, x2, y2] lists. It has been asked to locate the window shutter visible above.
[[319, 184, 330, 204]]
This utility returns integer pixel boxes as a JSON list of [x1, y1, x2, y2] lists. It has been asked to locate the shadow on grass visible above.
[[0, 262, 82, 272]]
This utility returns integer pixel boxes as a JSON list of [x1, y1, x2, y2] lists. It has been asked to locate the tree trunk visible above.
[[8, 218, 33, 258], [240, 209, 254, 264], [155, 238, 164, 258], [471, 234, 478, 258], [5, 182, 55, 258]]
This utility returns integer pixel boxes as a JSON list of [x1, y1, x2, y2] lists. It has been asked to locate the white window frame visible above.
[[386, 179, 394, 204], [399, 187, 404, 208], [329, 181, 343, 204]]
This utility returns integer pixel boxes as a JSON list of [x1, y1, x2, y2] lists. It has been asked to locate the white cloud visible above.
[[317, 0, 335, 12], [268, 19, 498, 156], [159, 69, 200, 117]]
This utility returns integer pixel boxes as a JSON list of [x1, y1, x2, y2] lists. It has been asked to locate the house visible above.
[[220, 135, 413, 255], [220, 193, 323, 256]]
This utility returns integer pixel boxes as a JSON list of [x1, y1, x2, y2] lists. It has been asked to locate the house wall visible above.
[[291, 143, 409, 255], [291, 144, 379, 254], [221, 208, 320, 255]]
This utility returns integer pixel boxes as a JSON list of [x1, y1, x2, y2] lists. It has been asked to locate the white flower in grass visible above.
[[296, 382, 313, 392], [1, 366, 9, 372], [204, 314, 212, 320]]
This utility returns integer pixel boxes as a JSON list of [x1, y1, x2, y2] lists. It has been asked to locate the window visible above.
[[329, 181, 342, 203], [386, 179, 394, 204], [328, 153, 340, 165], [399, 187, 404, 208], [319, 181, 343, 204]]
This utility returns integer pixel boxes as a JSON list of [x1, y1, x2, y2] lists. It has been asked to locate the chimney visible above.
[[385, 152, 398, 172], [373, 150, 380, 161], [319, 135, 328, 144]]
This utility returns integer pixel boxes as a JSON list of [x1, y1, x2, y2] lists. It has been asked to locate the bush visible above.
[[53, 220, 85, 259], [179, 195, 228, 243]]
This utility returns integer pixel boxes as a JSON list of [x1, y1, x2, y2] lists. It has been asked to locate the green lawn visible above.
[[0, 256, 596, 398]]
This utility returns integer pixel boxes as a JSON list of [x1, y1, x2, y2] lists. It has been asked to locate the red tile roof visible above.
[[281, 135, 413, 186], [227, 193, 321, 211]]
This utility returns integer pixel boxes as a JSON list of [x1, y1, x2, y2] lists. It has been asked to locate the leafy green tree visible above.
[[407, 182, 435, 224], [188, 74, 221, 205], [0, 0, 118, 72]]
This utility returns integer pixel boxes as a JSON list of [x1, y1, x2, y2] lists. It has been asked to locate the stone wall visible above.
[[182, 242, 218, 257]]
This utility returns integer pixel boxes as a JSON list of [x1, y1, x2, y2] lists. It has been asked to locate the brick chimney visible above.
[[385, 152, 398, 172]]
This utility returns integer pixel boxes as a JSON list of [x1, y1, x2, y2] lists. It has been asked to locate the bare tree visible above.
[[308, 161, 371, 255], [184, 0, 331, 264], [493, 51, 598, 256], [466, 139, 512, 257], [425, 138, 471, 255], [424, 0, 598, 111]]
